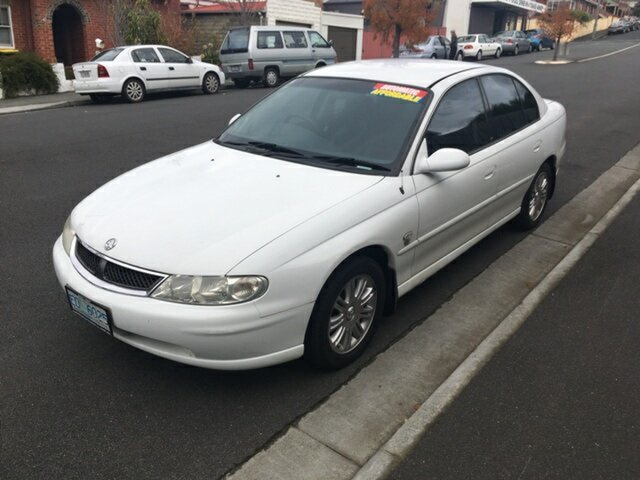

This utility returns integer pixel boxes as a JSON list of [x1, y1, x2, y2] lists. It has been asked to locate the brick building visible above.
[[0, 0, 179, 65]]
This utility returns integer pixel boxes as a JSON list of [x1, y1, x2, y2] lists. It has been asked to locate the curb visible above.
[[225, 143, 640, 480], [0, 98, 89, 115]]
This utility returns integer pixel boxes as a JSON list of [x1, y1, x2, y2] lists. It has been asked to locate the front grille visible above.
[[74, 239, 163, 292]]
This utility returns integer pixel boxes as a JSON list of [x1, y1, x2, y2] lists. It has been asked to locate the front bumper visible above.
[[52, 237, 310, 369]]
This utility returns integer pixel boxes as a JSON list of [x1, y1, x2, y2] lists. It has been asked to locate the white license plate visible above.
[[79, 70, 90, 78], [229, 66, 241, 72], [66, 287, 112, 335]]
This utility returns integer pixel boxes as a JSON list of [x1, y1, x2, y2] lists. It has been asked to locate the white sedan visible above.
[[455, 34, 502, 60], [54, 60, 566, 370], [72, 45, 225, 103]]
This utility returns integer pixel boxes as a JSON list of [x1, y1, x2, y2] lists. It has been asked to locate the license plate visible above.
[[79, 70, 90, 78], [66, 287, 112, 335], [229, 66, 241, 72]]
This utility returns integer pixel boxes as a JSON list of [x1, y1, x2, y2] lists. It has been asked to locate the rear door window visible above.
[[221, 28, 250, 54], [158, 48, 190, 63], [426, 79, 491, 155], [513, 79, 540, 124], [480, 74, 527, 141], [283, 31, 308, 48], [257, 31, 284, 49], [131, 48, 160, 63]]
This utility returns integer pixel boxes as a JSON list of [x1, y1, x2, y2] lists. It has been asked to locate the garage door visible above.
[[327, 26, 357, 62]]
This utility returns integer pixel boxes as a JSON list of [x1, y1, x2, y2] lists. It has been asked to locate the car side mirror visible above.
[[228, 113, 241, 126], [328, 39, 334, 46], [415, 142, 470, 174]]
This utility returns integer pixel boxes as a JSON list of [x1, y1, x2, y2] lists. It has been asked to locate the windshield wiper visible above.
[[312, 156, 390, 172], [219, 140, 306, 157]]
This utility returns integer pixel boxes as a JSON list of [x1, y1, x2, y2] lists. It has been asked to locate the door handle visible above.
[[484, 167, 496, 180], [168, 66, 175, 71], [140, 66, 147, 71], [312, 49, 316, 53], [533, 140, 542, 153]]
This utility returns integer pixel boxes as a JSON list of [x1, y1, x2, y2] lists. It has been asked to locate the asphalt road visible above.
[[2, 32, 640, 479]]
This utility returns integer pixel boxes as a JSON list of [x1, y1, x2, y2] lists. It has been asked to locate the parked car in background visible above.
[[399, 35, 451, 59], [72, 45, 225, 103], [608, 19, 632, 34], [525, 29, 555, 50], [494, 31, 532, 55], [53, 60, 566, 370], [219, 26, 336, 88], [454, 34, 502, 60]]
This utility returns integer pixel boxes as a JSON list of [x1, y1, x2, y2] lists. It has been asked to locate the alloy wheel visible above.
[[204, 73, 219, 94], [528, 170, 550, 222], [328, 274, 377, 354], [125, 80, 144, 102]]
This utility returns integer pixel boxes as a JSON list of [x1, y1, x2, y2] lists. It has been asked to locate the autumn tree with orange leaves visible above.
[[364, 0, 437, 58], [536, 4, 590, 61]]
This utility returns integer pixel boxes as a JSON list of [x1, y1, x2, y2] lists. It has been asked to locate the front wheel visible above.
[[122, 78, 145, 103], [304, 257, 386, 369], [527, 44, 533, 53], [202, 72, 220, 94], [516, 163, 553, 230]]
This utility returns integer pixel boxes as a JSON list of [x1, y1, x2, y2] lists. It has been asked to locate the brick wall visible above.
[[186, 13, 262, 47], [8, 0, 180, 63]]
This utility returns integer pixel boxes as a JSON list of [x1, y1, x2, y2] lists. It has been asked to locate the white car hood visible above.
[[72, 142, 383, 275]]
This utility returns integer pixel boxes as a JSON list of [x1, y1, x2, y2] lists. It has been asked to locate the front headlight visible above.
[[62, 216, 75, 256], [150, 275, 268, 305]]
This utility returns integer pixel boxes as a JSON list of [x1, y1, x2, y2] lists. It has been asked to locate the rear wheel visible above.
[[527, 44, 533, 53], [456, 51, 464, 61], [476, 50, 483, 61], [202, 72, 220, 94], [263, 68, 279, 88], [431, 53, 437, 59], [495, 48, 502, 58], [304, 257, 386, 369], [516, 163, 553, 229], [122, 78, 145, 103], [514, 45, 519, 56]]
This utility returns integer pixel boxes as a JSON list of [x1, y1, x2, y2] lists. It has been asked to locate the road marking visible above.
[[226, 144, 640, 480], [577, 42, 640, 63]]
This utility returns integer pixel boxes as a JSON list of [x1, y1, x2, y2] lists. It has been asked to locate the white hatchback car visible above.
[[72, 45, 225, 103], [455, 34, 502, 60], [54, 60, 566, 370]]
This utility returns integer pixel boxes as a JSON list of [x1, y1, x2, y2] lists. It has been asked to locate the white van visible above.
[[219, 26, 337, 88]]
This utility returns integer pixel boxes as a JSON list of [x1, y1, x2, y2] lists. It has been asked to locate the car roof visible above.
[[305, 59, 494, 89]]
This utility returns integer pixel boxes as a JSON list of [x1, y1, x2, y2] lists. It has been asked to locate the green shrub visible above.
[[201, 40, 221, 65], [0, 52, 59, 98]]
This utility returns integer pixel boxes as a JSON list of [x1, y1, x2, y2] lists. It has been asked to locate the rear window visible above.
[[458, 36, 476, 42], [221, 28, 250, 54], [91, 48, 124, 61]]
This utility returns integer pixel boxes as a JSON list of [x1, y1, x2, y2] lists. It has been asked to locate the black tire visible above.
[[431, 53, 437, 59], [456, 51, 464, 61], [514, 45, 519, 56], [476, 50, 482, 61], [304, 256, 386, 370], [122, 78, 145, 103], [527, 44, 533, 53], [495, 48, 501, 58], [263, 68, 279, 88], [516, 163, 553, 230], [202, 72, 220, 94], [89, 94, 112, 104], [232, 78, 250, 89]]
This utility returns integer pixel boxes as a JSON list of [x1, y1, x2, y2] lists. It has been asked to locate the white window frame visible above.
[[0, 4, 15, 49]]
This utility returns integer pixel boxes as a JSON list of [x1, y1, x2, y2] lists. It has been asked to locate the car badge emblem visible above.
[[104, 238, 118, 251]]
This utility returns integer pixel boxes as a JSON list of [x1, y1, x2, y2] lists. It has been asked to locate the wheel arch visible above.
[[121, 75, 147, 93]]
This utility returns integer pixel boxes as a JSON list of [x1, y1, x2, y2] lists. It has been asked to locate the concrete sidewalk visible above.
[[0, 92, 89, 115]]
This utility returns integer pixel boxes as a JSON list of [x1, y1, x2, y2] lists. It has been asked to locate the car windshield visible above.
[[221, 28, 250, 54], [216, 77, 430, 174], [91, 48, 124, 61]]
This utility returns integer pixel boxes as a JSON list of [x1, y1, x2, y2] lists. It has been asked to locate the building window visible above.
[[0, 5, 13, 48]]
